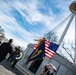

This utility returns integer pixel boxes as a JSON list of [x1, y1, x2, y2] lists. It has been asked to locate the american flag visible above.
[[33, 40, 59, 59], [45, 40, 59, 59]]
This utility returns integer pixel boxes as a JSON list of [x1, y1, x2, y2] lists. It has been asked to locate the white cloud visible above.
[[0, 6, 35, 48], [0, 0, 75, 50], [7, 0, 57, 29]]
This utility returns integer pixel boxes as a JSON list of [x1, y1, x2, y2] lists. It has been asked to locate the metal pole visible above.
[[58, 13, 75, 45], [75, 12, 76, 67]]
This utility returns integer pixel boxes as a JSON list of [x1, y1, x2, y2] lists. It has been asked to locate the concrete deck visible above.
[[0, 60, 26, 75]]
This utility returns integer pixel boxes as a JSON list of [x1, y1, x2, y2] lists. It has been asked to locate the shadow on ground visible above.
[[0, 60, 25, 75]]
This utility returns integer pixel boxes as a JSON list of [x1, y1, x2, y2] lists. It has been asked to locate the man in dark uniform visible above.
[[0, 39, 13, 62]]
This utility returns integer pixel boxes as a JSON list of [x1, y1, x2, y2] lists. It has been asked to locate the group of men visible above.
[[0, 38, 23, 68]]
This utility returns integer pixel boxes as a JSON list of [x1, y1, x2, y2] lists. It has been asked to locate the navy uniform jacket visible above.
[[0, 42, 13, 61]]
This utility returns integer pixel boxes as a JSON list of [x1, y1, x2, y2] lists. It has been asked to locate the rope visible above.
[[58, 12, 75, 45], [44, 13, 73, 38]]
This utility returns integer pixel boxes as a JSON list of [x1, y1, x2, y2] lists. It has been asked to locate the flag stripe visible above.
[[45, 50, 54, 55], [45, 47, 54, 53], [45, 53, 53, 59], [33, 44, 38, 50]]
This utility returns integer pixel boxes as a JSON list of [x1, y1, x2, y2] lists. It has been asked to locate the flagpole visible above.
[[75, 12, 76, 67], [58, 13, 74, 45]]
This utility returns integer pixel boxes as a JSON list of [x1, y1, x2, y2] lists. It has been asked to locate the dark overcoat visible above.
[[0, 42, 12, 62]]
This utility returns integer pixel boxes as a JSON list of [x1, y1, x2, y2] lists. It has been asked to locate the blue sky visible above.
[[0, 0, 75, 49]]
